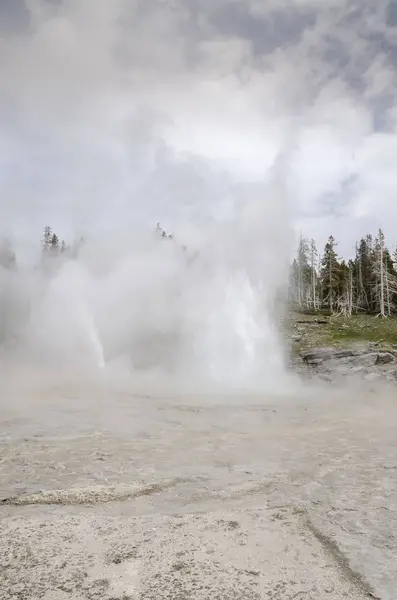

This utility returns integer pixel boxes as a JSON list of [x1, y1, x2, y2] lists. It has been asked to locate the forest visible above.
[[1, 226, 397, 318], [289, 229, 397, 317]]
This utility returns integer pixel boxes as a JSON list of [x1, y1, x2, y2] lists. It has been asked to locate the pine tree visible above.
[[156, 222, 173, 240], [50, 233, 59, 252], [384, 247, 397, 314], [42, 226, 52, 252], [41, 227, 63, 264], [290, 230, 397, 316], [356, 236, 373, 311], [320, 235, 340, 314], [335, 260, 354, 316]]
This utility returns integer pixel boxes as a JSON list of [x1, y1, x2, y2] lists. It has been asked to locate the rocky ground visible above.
[[1, 363, 397, 600], [287, 312, 397, 384], [293, 342, 397, 384], [2, 314, 397, 599]]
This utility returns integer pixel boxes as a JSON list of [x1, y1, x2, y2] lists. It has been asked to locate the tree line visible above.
[[289, 229, 397, 317], [1, 225, 397, 318], [0, 223, 174, 271]]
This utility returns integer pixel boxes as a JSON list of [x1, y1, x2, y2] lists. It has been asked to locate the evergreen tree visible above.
[[42, 226, 52, 252], [319, 235, 340, 313], [335, 260, 353, 315], [50, 233, 59, 252], [290, 230, 397, 316], [384, 246, 397, 313], [356, 236, 373, 311], [156, 222, 173, 240]]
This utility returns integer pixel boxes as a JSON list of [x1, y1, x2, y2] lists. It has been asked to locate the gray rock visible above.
[[349, 353, 378, 368], [300, 347, 356, 363], [375, 352, 395, 365], [297, 344, 397, 385], [300, 348, 334, 362], [334, 349, 358, 358], [307, 358, 324, 366]]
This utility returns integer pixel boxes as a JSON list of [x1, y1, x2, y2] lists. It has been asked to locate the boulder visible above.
[[349, 353, 378, 368], [375, 352, 395, 365], [307, 358, 323, 367], [297, 344, 397, 384], [300, 347, 355, 363]]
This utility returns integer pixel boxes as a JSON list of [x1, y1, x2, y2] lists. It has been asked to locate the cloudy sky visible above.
[[0, 0, 397, 259]]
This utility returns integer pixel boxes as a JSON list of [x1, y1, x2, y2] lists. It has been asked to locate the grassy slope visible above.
[[284, 312, 397, 353]]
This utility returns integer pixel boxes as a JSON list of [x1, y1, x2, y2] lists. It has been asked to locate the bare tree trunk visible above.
[[298, 241, 302, 310], [311, 241, 317, 310], [355, 244, 359, 309], [348, 267, 353, 316], [357, 245, 369, 311], [298, 256, 302, 308], [374, 229, 387, 318], [379, 231, 385, 317], [329, 251, 333, 314], [386, 267, 391, 316]]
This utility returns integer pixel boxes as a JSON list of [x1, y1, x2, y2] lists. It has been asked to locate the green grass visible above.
[[284, 312, 397, 352]]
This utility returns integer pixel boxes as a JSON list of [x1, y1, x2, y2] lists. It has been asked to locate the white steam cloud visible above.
[[0, 0, 297, 391], [0, 0, 395, 391]]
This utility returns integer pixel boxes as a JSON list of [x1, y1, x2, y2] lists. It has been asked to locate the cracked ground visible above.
[[1, 373, 397, 599]]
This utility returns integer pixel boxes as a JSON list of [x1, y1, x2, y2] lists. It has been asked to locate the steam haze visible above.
[[3, 9, 397, 599], [0, 0, 396, 390]]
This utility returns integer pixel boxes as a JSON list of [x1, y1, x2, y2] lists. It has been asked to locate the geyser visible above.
[[0, 165, 292, 393], [0, 0, 296, 392]]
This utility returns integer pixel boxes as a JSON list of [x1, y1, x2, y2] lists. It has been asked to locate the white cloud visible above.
[[3, 0, 397, 384], [0, 0, 397, 259]]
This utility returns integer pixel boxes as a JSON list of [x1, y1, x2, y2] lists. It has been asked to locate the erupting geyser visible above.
[[0, 166, 292, 392]]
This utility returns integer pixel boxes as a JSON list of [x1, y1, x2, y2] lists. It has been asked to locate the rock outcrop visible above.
[[295, 344, 397, 384]]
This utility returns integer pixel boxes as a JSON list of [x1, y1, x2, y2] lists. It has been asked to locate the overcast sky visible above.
[[1, 0, 397, 259]]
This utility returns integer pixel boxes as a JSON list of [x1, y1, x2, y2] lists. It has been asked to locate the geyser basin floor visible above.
[[1, 378, 396, 599]]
